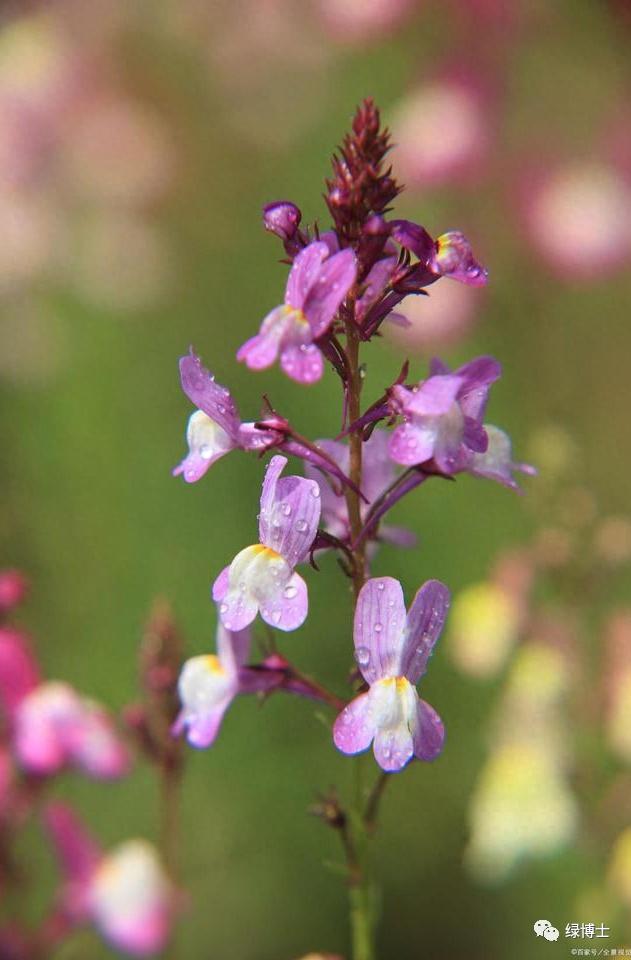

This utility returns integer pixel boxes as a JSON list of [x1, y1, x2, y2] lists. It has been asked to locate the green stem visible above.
[[350, 882, 377, 960]]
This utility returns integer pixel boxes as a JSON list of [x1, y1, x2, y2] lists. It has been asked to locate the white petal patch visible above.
[[223, 544, 292, 621], [186, 410, 234, 462], [178, 655, 233, 720], [368, 676, 419, 735]]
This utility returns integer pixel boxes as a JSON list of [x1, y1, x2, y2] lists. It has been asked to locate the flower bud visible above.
[[262, 201, 302, 241]]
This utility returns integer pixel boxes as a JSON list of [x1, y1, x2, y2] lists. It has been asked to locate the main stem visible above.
[[343, 305, 376, 960]]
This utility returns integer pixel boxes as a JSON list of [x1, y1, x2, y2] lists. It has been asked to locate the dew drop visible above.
[[374, 623, 383, 633], [310, 485, 320, 498], [200, 444, 213, 460], [295, 519, 308, 532], [355, 646, 370, 667], [376, 582, 385, 591], [281, 503, 292, 516], [217, 404, 226, 415], [219, 603, 228, 614], [283, 584, 297, 600]]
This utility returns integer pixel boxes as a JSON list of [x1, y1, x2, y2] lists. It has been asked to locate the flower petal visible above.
[[400, 579, 450, 684], [395, 376, 462, 417], [217, 623, 251, 678], [179, 352, 241, 440], [178, 698, 232, 749], [212, 564, 259, 631], [260, 571, 308, 632], [333, 692, 375, 755], [44, 802, 102, 889], [0, 627, 41, 718], [303, 249, 357, 338], [356, 257, 397, 319], [388, 421, 436, 466], [173, 410, 235, 483], [353, 577, 407, 684], [285, 241, 329, 310], [258, 456, 321, 567], [373, 724, 414, 772], [280, 342, 324, 384], [413, 698, 445, 761], [237, 305, 288, 371]]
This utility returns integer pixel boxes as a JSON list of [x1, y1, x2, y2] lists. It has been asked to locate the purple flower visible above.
[[429, 231, 488, 286], [173, 623, 251, 749], [212, 456, 321, 632], [389, 356, 501, 472], [391, 221, 488, 288], [333, 577, 449, 773], [237, 240, 356, 384], [466, 425, 536, 490], [304, 430, 414, 548], [173, 351, 281, 483]]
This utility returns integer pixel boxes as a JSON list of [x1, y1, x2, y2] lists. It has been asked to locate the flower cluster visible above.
[[173, 99, 532, 780], [0, 575, 176, 957]]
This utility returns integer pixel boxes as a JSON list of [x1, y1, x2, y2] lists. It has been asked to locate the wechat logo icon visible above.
[[534, 920, 560, 941]]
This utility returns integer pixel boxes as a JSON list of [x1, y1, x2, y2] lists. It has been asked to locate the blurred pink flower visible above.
[[45, 802, 175, 956], [59, 93, 175, 207], [315, 0, 417, 43], [13, 681, 130, 779], [391, 72, 491, 188], [521, 161, 631, 280], [384, 276, 483, 353]]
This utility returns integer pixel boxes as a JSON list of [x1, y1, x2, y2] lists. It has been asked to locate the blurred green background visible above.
[[1, 1, 631, 957]]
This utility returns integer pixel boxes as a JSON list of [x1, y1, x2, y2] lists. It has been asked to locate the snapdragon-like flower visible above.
[[391, 220, 489, 287], [237, 240, 356, 384], [13, 680, 130, 779], [389, 356, 501, 472], [467, 424, 536, 490], [304, 430, 414, 548], [45, 803, 174, 956], [333, 576, 449, 772], [173, 351, 281, 483], [174, 623, 251, 748], [213, 455, 321, 632]]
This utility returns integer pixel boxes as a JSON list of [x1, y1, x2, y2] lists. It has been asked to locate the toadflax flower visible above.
[[45, 802, 174, 956], [174, 350, 357, 491], [0, 627, 128, 779], [237, 239, 356, 384], [213, 455, 321, 632], [173, 622, 251, 748], [389, 356, 501, 472], [333, 576, 449, 772], [13, 680, 130, 779], [173, 350, 282, 483]]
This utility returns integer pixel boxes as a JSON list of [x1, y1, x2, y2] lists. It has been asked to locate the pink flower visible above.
[[237, 240, 356, 384], [45, 803, 174, 956], [213, 456, 321, 632], [333, 577, 449, 772]]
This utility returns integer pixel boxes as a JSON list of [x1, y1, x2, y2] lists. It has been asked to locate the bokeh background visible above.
[[1, 0, 631, 957]]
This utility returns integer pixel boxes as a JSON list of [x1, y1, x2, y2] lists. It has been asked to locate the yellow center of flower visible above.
[[202, 654, 225, 676]]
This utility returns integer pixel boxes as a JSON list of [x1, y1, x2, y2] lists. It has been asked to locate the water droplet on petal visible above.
[[355, 646, 370, 667], [295, 519, 308, 532], [310, 485, 320, 498], [283, 584, 297, 599], [219, 603, 228, 614], [374, 623, 382, 633], [281, 503, 292, 516]]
